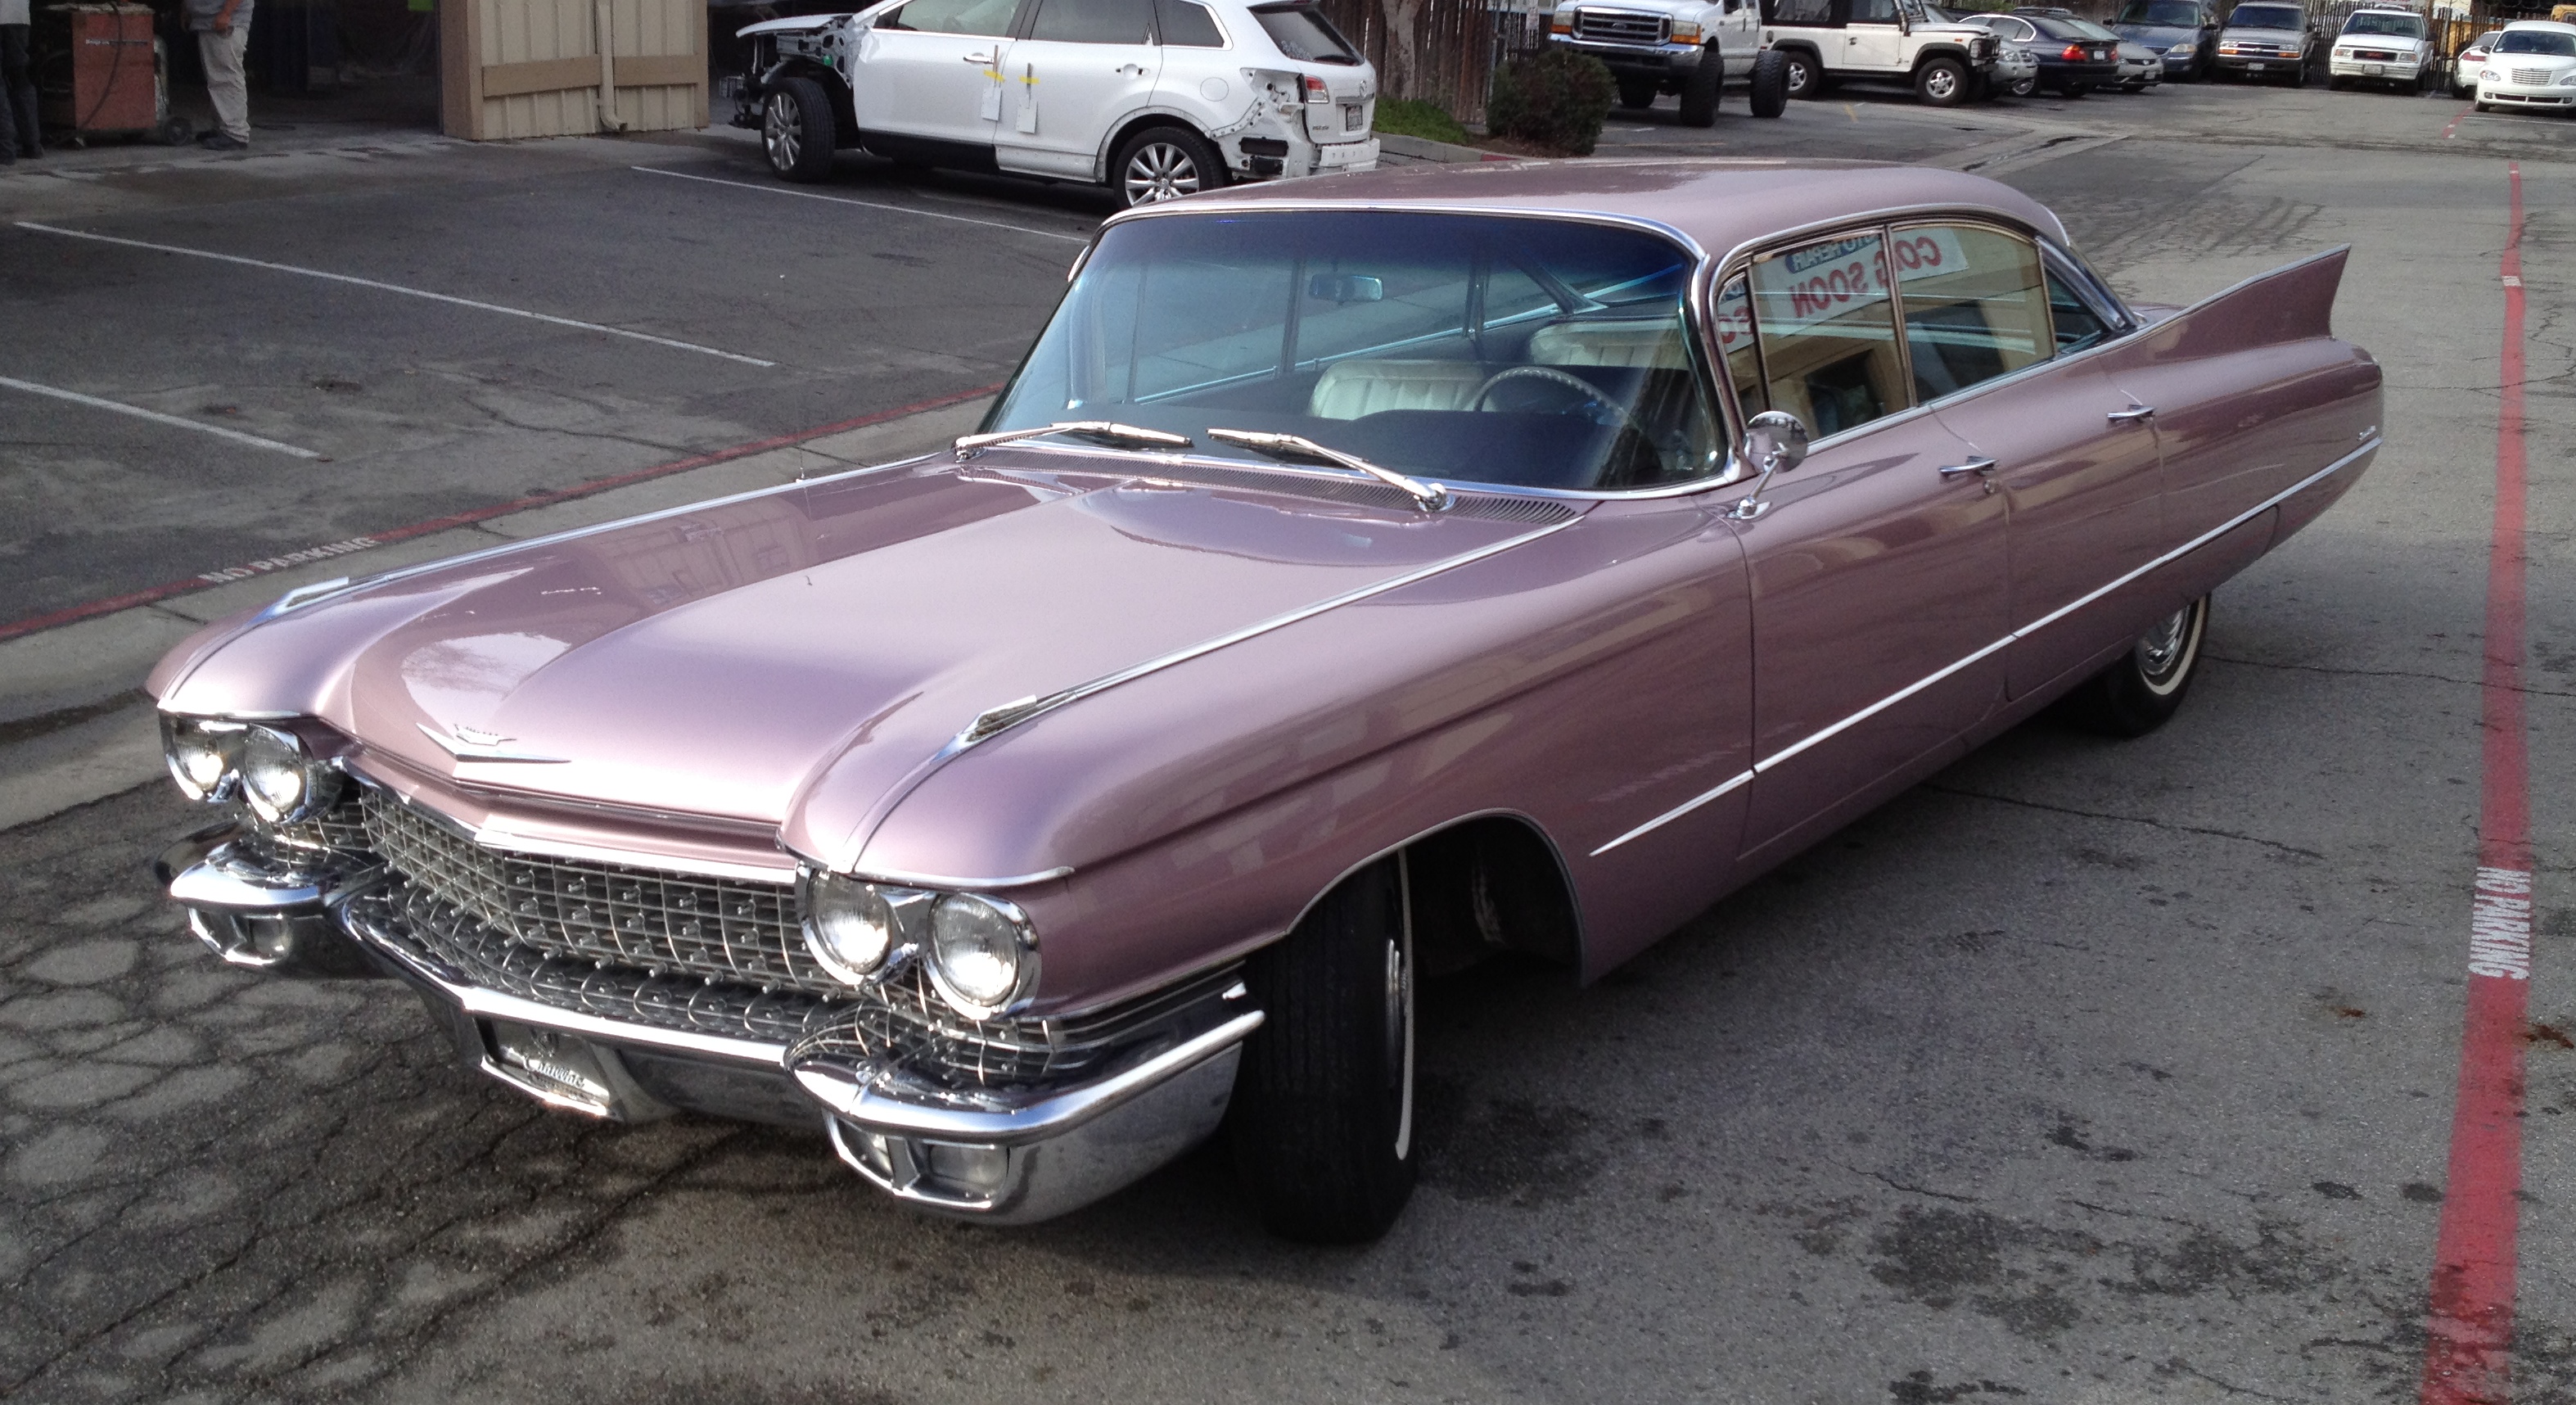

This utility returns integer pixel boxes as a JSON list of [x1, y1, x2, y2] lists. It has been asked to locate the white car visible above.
[[2326, 3, 2439, 92], [2452, 29, 2502, 95], [2474, 19, 2576, 113], [732, 0, 1380, 206]]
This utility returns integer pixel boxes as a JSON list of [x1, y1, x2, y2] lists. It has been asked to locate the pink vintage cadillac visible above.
[[150, 160, 2380, 1241]]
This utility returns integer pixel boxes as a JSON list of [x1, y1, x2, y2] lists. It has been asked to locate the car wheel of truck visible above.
[[2070, 595, 2210, 737], [1231, 855, 1417, 1244], [1782, 49, 1822, 98], [1617, 75, 1658, 109], [1750, 49, 1790, 116], [762, 78, 837, 183], [1116, 126, 1223, 208], [1679, 47, 1724, 125], [1915, 55, 1969, 105]]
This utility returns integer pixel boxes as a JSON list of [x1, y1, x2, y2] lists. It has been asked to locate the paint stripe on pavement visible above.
[[0, 374, 323, 459]]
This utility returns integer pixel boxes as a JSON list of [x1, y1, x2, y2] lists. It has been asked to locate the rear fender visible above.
[[2154, 244, 2348, 351]]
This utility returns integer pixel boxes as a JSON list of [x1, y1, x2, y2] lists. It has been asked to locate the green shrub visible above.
[[1485, 48, 1616, 156], [1372, 97, 1473, 145]]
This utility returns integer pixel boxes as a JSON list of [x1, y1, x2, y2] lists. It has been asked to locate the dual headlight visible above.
[[2168, 42, 2196, 56], [161, 715, 341, 824], [799, 870, 1039, 1019]]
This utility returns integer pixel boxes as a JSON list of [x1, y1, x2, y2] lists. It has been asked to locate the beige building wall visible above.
[[441, 0, 708, 140]]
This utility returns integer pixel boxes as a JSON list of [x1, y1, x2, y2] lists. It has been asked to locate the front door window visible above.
[[1743, 230, 1908, 438]]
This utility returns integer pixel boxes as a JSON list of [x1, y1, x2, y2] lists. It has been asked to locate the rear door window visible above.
[[1251, 4, 1360, 61], [1889, 223, 2050, 402]]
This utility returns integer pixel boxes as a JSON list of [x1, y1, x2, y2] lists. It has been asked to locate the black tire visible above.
[[1915, 55, 1970, 106], [1617, 75, 1659, 110], [1750, 48, 1791, 117], [2284, 57, 2307, 87], [2010, 74, 2037, 97], [2056, 79, 2091, 97], [2474, 99, 2492, 111], [2069, 596, 2210, 737], [2326, 74, 2348, 90], [1231, 856, 1418, 1244], [1781, 47, 1824, 99], [1679, 47, 1723, 125], [761, 77, 837, 183], [1112, 124, 1225, 208]]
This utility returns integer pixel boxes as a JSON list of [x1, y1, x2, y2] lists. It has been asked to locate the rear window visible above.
[[1252, 4, 1360, 61], [2340, 11, 2423, 37], [2227, 4, 2303, 29], [1767, 0, 1834, 22], [2497, 28, 2576, 54]]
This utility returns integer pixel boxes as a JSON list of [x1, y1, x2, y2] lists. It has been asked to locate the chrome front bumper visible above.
[[160, 824, 1263, 1224]]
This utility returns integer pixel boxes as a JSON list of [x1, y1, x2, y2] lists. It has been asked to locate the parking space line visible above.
[[0, 382, 1003, 644], [630, 166, 1091, 243], [0, 374, 322, 459], [2418, 160, 2532, 1405], [13, 222, 777, 368]]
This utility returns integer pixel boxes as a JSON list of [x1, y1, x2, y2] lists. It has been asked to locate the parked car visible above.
[[2471, 18, 2576, 111], [729, 0, 1379, 206], [1547, 0, 1792, 124], [2212, 0, 2317, 84], [2327, 3, 2441, 91], [1994, 34, 2043, 93], [2011, 10, 2163, 89], [150, 160, 2383, 1242], [1956, 11, 2120, 94], [2109, 0, 2217, 79], [1757, 0, 2004, 106], [2452, 27, 2503, 94]]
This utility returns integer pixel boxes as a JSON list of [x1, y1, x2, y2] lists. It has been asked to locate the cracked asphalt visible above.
[[4, 85, 2574, 1405]]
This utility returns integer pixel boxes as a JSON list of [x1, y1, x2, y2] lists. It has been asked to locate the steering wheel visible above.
[[1469, 365, 1644, 439]]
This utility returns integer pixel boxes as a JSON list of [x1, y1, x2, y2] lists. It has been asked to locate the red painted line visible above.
[[2444, 103, 2473, 140], [0, 382, 1004, 644], [2420, 161, 2533, 1405]]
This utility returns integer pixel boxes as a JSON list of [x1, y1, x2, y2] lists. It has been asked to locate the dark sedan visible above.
[[2109, 0, 2218, 78], [1958, 11, 2123, 93]]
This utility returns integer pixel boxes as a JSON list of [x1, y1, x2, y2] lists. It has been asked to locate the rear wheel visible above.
[[1113, 125, 1225, 208], [1915, 55, 1970, 106], [1617, 75, 1659, 110], [1750, 48, 1791, 116], [2069, 596, 2210, 737], [1232, 856, 1418, 1243], [2056, 79, 2091, 97], [762, 77, 837, 183], [1782, 48, 1824, 99], [1678, 47, 1724, 125]]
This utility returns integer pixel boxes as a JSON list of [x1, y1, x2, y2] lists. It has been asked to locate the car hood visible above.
[[2114, 22, 2198, 43], [2221, 25, 2307, 41], [155, 454, 1570, 865]]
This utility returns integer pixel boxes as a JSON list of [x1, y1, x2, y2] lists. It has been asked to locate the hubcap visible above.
[[2137, 603, 2196, 685], [764, 94, 801, 169], [1123, 142, 1200, 206], [1789, 59, 1811, 92], [1927, 67, 1957, 97], [1387, 866, 1415, 1160]]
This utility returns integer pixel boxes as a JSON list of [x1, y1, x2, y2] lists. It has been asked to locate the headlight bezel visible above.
[[926, 892, 1040, 1020], [237, 724, 342, 824], [160, 714, 248, 802], [797, 870, 934, 987]]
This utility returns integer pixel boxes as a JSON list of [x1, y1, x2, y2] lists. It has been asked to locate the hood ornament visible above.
[[417, 721, 571, 765]]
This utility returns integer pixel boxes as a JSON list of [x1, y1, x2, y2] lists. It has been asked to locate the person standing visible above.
[[0, 0, 36, 162], [189, 0, 254, 149]]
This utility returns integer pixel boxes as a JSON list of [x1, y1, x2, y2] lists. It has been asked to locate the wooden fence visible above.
[[1311, 0, 1546, 121]]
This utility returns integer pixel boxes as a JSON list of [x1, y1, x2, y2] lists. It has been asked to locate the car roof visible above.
[[2501, 17, 2576, 30], [1110, 160, 2076, 263]]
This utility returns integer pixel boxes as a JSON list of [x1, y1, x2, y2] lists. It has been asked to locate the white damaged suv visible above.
[[732, 0, 1379, 206]]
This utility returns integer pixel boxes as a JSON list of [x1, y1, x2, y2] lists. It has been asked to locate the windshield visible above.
[[2116, 1, 2200, 25], [2341, 11, 2423, 37], [2068, 18, 2123, 40], [2227, 4, 2303, 29], [2497, 28, 2576, 54], [986, 212, 1726, 494], [1252, 4, 1360, 62]]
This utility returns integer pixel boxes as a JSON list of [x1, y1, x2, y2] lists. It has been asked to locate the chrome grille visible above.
[[361, 790, 834, 996], [1572, 8, 1668, 43], [2513, 67, 2552, 84], [345, 880, 843, 1046], [792, 962, 1243, 1096], [264, 791, 372, 854]]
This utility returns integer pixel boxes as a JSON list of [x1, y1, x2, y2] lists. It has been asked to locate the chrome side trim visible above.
[[794, 1009, 1265, 1143], [940, 515, 1583, 757], [1587, 437, 2379, 855], [1589, 768, 1753, 856], [846, 863, 1074, 890]]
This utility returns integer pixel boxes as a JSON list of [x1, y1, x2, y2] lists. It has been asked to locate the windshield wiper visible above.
[[1205, 428, 1451, 513], [954, 421, 1194, 455]]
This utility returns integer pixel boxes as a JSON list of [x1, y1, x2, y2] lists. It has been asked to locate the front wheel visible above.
[[1617, 75, 1659, 110], [1113, 125, 1225, 208], [2070, 595, 2210, 736], [1749, 48, 1791, 117], [762, 77, 837, 183], [2010, 75, 2037, 97], [1678, 47, 1724, 125], [1231, 856, 1418, 1243], [1915, 55, 1970, 106]]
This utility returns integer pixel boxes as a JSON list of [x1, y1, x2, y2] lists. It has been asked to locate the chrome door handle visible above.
[[964, 51, 993, 62], [1938, 456, 1998, 480], [2107, 404, 2157, 423]]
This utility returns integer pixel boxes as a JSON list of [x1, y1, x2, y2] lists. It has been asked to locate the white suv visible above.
[[732, 0, 1379, 206], [2326, 3, 2439, 92], [1758, 0, 2003, 106]]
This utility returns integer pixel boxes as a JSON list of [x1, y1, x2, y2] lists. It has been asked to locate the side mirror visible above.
[[1728, 409, 1810, 520]]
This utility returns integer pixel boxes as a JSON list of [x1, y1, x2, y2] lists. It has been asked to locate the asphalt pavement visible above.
[[2, 79, 2572, 1405]]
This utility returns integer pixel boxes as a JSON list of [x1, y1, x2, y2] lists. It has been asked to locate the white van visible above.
[[731, 0, 1380, 207]]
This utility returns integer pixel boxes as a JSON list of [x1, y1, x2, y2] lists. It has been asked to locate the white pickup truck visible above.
[[1545, 0, 1792, 123], [729, 0, 1379, 206]]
